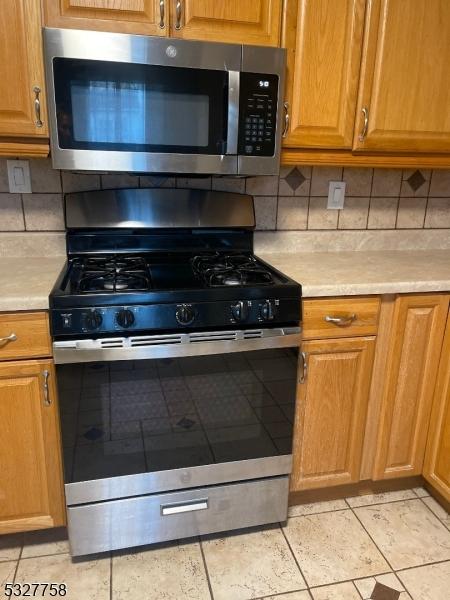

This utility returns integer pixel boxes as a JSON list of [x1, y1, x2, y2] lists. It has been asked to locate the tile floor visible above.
[[0, 487, 449, 600]]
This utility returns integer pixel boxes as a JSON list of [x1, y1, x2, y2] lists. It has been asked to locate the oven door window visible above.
[[53, 58, 228, 154], [58, 348, 298, 483]]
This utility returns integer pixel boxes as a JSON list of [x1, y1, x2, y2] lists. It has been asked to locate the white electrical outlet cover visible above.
[[7, 159, 32, 193], [327, 181, 346, 209]]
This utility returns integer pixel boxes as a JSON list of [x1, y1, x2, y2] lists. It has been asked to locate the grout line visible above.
[[288, 507, 350, 519], [12, 534, 24, 584], [198, 537, 215, 600], [109, 551, 113, 600], [255, 588, 314, 600], [279, 522, 311, 590], [348, 505, 396, 572], [417, 496, 450, 531], [394, 556, 450, 575]]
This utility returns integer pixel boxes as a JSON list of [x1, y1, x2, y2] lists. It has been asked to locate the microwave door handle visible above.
[[226, 70, 239, 155]]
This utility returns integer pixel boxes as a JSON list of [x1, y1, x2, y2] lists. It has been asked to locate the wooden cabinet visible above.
[[0, 1, 48, 146], [43, 0, 282, 45], [43, 0, 168, 35], [171, 0, 282, 45], [371, 294, 449, 480], [0, 360, 65, 534], [291, 335, 376, 491], [282, 0, 365, 149], [354, 0, 450, 153], [423, 310, 450, 503]]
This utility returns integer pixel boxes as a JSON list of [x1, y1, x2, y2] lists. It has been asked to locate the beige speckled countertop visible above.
[[0, 257, 65, 312], [258, 250, 450, 297]]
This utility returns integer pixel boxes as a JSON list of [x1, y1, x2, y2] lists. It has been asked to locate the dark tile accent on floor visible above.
[[371, 581, 401, 600]]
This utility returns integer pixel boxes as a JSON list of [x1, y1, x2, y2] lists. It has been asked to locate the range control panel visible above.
[[238, 72, 279, 157]]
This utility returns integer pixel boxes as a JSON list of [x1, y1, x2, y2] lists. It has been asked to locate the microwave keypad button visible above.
[[245, 145, 253, 153]]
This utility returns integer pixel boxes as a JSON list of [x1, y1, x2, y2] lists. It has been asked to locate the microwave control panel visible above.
[[238, 72, 279, 156]]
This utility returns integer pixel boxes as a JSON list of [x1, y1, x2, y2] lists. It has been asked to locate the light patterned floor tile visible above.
[[288, 500, 347, 517], [346, 489, 416, 508], [397, 560, 450, 600], [112, 540, 210, 600], [22, 528, 69, 558], [310, 582, 360, 599], [201, 526, 306, 600], [354, 572, 404, 598], [421, 496, 450, 529], [263, 592, 311, 600], [0, 562, 17, 600], [412, 487, 430, 498], [16, 553, 110, 600], [283, 510, 389, 587], [355, 499, 450, 570], [0, 534, 22, 562]]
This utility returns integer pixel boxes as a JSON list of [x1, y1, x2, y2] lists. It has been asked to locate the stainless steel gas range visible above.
[[50, 188, 302, 556]]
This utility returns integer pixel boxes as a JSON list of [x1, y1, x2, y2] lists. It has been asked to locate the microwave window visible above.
[[53, 58, 228, 154], [71, 83, 209, 147]]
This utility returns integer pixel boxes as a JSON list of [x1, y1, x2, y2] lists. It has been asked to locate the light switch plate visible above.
[[327, 181, 346, 209], [7, 159, 32, 193]]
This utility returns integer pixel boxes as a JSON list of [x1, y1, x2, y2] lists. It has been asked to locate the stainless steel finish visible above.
[[299, 351, 307, 384], [159, 0, 165, 28], [65, 455, 292, 505], [358, 107, 369, 142], [238, 45, 286, 176], [282, 101, 290, 138], [65, 188, 255, 229], [325, 314, 357, 327], [161, 499, 208, 516], [66, 476, 289, 556], [226, 70, 240, 155], [53, 327, 302, 365], [42, 370, 51, 406], [0, 332, 17, 345], [175, 0, 182, 30], [43, 27, 285, 175], [33, 86, 43, 128]]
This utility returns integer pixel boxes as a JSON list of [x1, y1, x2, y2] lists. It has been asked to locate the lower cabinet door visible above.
[[372, 294, 449, 480], [0, 360, 65, 534], [291, 336, 376, 491], [423, 310, 450, 502]]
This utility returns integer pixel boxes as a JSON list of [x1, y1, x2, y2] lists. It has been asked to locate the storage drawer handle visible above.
[[43, 369, 51, 406], [358, 107, 369, 142], [282, 102, 290, 138], [0, 332, 17, 345], [299, 351, 307, 384], [33, 86, 44, 128], [175, 0, 183, 30], [159, 0, 165, 28], [325, 314, 357, 327], [161, 499, 208, 516]]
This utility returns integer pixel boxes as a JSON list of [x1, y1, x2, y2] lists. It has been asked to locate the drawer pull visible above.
[[175, 0, 183, 30], [299, 351, 307, 384], [0, 332, 17, 345], [161, 499, 208, 516], [43, 369, 51, 406], [325, 314, 357, 327]]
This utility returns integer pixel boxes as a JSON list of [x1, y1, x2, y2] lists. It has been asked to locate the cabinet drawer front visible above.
[[0, 312, 51, 361], [302, 297, 380, 340]]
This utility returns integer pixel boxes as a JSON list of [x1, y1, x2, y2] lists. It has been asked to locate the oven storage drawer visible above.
[[67, 476, 289, 556]]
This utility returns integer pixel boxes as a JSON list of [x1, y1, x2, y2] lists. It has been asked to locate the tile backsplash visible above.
[[0, 158, 449, 233]]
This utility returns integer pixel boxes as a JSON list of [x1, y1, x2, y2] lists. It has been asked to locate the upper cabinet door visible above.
[[170, 0, 282, 45], [0, 1, 48, 138], [43, 0, 168, 36], [282, 0, 365, 149], [354, 0, 450, 152]]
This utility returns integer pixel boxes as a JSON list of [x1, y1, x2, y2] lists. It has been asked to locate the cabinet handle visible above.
[[43, 370, 51, 406], [159, 0, 165, 28], [0, 332, 17, 345], [33, 86, 44, 128], [325, 314, 357, 327], [175, 0, 182, 30], [282, 101, 290, 138], [358, 107, 369, 142], [299, 351, 307, 384]]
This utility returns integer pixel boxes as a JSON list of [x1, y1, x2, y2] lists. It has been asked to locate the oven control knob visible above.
[[85, 310, 102, 330], [231, 301, 249, 322], [175, 304, 195, 325], [260, 300, 276, 321], [116, 309, 135, 328]]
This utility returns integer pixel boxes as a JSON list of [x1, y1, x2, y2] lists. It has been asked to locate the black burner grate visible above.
[[191, 253, 274, 287], [75, 255, 152, 293]]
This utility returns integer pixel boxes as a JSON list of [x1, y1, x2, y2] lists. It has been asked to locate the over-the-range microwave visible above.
[[43, 28, 286, 176]]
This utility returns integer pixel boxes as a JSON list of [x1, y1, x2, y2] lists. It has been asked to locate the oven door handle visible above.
[[53, 327, 301, 364], [226, 70, 240, 155]]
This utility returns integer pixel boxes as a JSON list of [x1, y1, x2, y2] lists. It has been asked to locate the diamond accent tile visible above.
[[285, 167, 306, 192], [371, 582, 400, 600], [176, 417, 196, 430], [406, 170, 426, 192], [83, 426, 104, 441]]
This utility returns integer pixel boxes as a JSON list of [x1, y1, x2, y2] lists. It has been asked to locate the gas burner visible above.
[[191, 253, 274, 287], [74, 255, 152, 293], [81, 256, 147, 272]]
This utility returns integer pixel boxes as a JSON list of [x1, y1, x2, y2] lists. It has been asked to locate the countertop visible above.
[[258, 250, 450, 297], [0, 257, 65, 312]]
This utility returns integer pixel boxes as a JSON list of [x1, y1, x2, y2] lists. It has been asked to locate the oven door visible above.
[[54, 328, 300, 506], [44, 28, 240, 174]]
